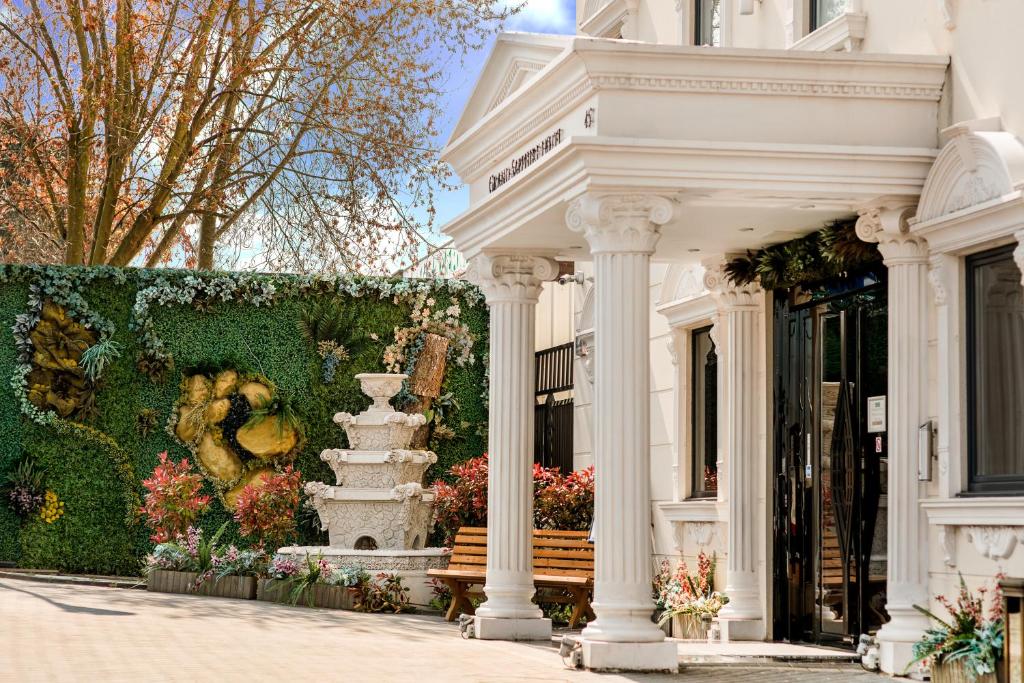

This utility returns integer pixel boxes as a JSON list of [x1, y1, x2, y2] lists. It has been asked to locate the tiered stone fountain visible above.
[[278, 373, 448, 605]]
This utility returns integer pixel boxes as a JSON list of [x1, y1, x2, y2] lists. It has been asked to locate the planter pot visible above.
[[256, 579, 360, 610], [930, 659, 1004, 683], [147, 570, 257, 600], [671, 613, 714, 640]]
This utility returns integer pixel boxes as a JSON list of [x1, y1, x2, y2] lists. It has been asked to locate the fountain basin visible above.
[[333, 411, 426, 450], [305, 482, 435, 551], [320, 449, 437, 488]]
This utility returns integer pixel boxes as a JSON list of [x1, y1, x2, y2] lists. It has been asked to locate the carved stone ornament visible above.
[[469, 253, 559, 304], [702, 259, 761, 309], [855, 202, 928, 265], [965, 526, 1023, 561], [938, 525, 957, 568], [565, 193, 674, 254]]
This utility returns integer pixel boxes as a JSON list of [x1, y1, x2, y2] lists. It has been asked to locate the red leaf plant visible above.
[[432, 454, 595, 547], [233, 466, 302, 550], [140, 451, 210, 543]]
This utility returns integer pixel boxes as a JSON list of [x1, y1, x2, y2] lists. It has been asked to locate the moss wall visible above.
[[0, 267, 488, 575]]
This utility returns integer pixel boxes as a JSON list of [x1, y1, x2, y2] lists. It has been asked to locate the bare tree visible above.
[[0, 0, 513, 271]]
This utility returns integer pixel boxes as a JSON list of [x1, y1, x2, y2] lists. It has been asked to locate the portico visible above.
[[442, 32, 947, 672]]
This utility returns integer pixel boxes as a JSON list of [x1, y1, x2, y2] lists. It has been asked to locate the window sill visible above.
[[659, 499, 725, 523], [921, 496, 1024, 526], [790, 13, 867, 52]]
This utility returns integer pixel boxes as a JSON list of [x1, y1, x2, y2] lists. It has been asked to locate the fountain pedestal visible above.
[[279, 373, 449, 605]]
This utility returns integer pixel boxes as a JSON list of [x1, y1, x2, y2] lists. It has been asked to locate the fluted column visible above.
[[703, 260, 763, 635], [566, 193, 678, 672], [471, 253, 558, 640], [857, 203, 931, 674]]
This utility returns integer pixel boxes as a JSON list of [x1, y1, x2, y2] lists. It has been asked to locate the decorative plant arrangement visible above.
[[0, 265, 487, 576], [169, 369, 304, 508], [38, 491, 65, 524], [908, 575, 1005, 682], [146, 522, 268, 597], [724, 220, 880, 291], [361, 572, 413, 614], [300, 299, 371, 383], [259, 554, 370, 609], [654, 551, 729, 639], [432, 454, 596, 547]]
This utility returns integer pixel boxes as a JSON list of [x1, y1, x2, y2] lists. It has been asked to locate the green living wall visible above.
[[0, 266, 488, 575]]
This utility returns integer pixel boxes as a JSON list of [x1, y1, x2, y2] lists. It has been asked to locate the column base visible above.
[[718, 617, 764, 642], [473, 616, 552, 641], [581, 639, 678, 673], [877, 604, 931, 675]]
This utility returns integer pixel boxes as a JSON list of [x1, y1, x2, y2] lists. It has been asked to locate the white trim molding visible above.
[[790, 12, 867, 52], [923, 498, 1024, 566]]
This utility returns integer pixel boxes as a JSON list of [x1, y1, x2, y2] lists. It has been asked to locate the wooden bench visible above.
[[428, 527, 595, 628]]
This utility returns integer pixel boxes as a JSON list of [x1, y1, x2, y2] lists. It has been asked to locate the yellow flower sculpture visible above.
[[39, 490, 65, 524]]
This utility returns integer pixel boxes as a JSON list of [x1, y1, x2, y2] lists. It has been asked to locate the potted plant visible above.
[[257, 554, 369, 609], [907, 574, 1005, 682], [654, 551, 729, 640]]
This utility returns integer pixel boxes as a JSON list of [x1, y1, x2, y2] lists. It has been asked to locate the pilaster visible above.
[[469, 253, 558, 639], [702, 258, 764, 638], [856, 202, 932, 674], [565, 193, 678, 672]]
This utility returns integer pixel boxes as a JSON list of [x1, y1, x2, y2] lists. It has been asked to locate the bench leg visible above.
[[567, 586, 591, 629], [444, 580, 475, 622]]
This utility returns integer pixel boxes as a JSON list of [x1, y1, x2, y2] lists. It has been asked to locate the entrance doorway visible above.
[[772, 281, 889, 645]]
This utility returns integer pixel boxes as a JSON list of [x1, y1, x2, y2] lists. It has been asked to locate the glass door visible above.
[[773, 285, 889, 645]]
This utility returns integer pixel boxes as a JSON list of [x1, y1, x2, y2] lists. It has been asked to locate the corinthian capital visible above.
[[855, 200, 928, 265], [702, 256, 761, 309], [565, 193, 674, 254], [469, 253, 559, 304]]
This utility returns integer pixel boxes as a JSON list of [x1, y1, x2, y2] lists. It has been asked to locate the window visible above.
[[810, 0, 848, 31], [691, 326, 718, 497], [966, 246, 1024, 494], [694, 0, 721, 46]]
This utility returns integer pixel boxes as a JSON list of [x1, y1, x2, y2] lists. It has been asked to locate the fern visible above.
[[299, 300, 370, 356]]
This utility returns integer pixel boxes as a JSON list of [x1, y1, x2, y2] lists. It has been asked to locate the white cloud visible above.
[[505, 0, 575, 32]]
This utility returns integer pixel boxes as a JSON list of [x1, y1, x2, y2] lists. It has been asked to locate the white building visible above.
[[441, 0, 1024, 674]]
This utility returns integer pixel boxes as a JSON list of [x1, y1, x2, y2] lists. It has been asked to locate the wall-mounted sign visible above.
[[488, 128, 564, 193], [867, 395, 886, 433]]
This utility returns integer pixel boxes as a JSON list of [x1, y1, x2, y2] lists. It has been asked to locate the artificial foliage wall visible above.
[[0, 266, 488, 575]]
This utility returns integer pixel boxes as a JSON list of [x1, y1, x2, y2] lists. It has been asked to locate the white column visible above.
[[566, 193, 678, 672], [857, 204, 931, 674], [703, 260, 764, 639], [472, 253, 558, 641]]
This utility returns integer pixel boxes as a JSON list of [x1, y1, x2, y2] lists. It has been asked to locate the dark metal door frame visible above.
[[772, 285, 887, 645]]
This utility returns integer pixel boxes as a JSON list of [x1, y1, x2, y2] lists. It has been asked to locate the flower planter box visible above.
[[147, 570, 256, 600], [931, 659, 1005, 683], [256, 579, 360, 610], [671, 613, 714, 640]]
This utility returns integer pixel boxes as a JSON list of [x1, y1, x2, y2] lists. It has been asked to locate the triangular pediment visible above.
[[449, 32, 570, 144]]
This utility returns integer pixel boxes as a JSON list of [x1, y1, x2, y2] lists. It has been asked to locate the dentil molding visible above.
[[565, 193, 674, 253], [469, 253, 560, 304]]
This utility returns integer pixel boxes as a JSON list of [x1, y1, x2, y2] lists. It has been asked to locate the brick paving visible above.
[[0, 580, 884, 682]]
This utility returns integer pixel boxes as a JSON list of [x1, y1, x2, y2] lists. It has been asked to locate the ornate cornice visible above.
[[565, 193, 674, 254], [468, 253, 559, 304]]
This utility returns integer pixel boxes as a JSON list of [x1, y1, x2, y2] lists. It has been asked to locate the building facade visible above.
[[442, 0, 1024, 674]]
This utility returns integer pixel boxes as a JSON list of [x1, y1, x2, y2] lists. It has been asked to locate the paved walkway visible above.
[[0, 581, 884, 682]]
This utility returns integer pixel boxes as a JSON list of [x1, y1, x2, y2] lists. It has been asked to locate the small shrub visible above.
[[140, 452, 210, 543], [233, 466, 302, 549]]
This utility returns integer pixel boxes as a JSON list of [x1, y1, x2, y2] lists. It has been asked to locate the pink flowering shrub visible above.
[[654, 551, 728, 622], [432, 454, 595, 547], [233, 466, 302, 549], [140, 452, 210, 543]]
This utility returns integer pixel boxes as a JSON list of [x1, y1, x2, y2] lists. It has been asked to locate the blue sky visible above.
[[426, 0, 577, 239]]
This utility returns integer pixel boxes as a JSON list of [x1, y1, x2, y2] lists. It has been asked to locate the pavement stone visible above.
[[0, 580, 885, 682]]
